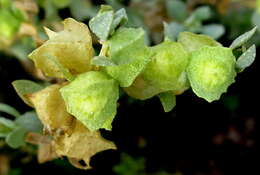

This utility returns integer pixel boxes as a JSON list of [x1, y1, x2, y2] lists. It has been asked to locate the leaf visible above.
[[105, 27, 153, 87], [0, 103, 20, 118], [252, 11, 260, 33], [5, 127, 27, 148], [165, 0, 188, 22], [15, 112, 43, 133], [29, 84, 74, 135], [236, 45, 256, 72], [89, 5, 114, 41], [60, 71, 119, 131], [142, 41, 190, 93], [201, 24, 225, 39], [12, 80, 44, 107], [229, 27, 257, 49], [0, 117, 16, 137], [52, 0, 71, 9], [187, 46, 237, 102], [29, 18, 94, 78], [158, 92, 176, 112], [91, 56, 116, 67], [110, 8, 128, 34], [192, 6, 212, 21], [178, 32, 222, 52], [54, 120, 116, 169], [69, 0, 98, 20], [163, 22, 184, 41]]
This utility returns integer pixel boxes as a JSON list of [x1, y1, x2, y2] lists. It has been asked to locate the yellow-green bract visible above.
[[125, 41, 189, 100], [178, 32, 221, 52], [60, 71, 119, 131], [104, 27, 153, 87], [187, 46, 236, 102]]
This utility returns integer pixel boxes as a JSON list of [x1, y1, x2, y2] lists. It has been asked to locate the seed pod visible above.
[[125, 41, 190, 100], [187, 46, 236, 102]]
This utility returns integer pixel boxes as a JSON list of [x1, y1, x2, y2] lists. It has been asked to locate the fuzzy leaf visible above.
[[60, 71, 119, 131], [105, 27, 153, 87], [201, 24, 225, 39], [158, 92, 176, 112], [163, 22, 184, 41], [12, 80, 44, 107], [5, 127, 27, 148], [29, 84, 74, 135], [230, 27, 257, 49], [89, 5, 114, 40], [91, 56, 116, 67], [236, 45, 256, 72], [29, 18, 94, 78], [15, 112, 43, 133], [187, 46, 236, 102], [0, 117, 16, 137], [0, 103, 20, 118], [110, 8, 128, 34], [165, 0, 188, 22], [178, 32, 221, 52], [192, 6, 211, 21]]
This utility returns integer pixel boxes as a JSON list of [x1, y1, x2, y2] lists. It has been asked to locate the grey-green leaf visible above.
[[158, 92, 176, 112], [91, 56, 116, 66], [201, 24, 225, 39], [0, 117, 16, 137], [192, 6, 212, 21], [163, 22, 184, 41], [110, 8, 128, 34], [165, 0, 188, 22], [0, 103, 20, 118], [236, 45, 256, 72], [230, 27, 258, 49], [12, 80, 44, 107], [89, 6, 114, 41], [5, 127, 27, 148], [15, 111, 43, 133]]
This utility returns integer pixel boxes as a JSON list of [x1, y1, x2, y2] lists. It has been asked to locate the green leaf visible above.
[[69, 0, 98, 20], [165, 0, 188, 22], [15, 111, 43, 133], [5, 126, 27, 148], [230, 27, 258, 49], [201, 24, 225, 39], [158, 92, 176, 112], [91, 56, 116, 66], [12, 80, 44, 107], [52, 0, 70, 9], [60, 71, 119, 131], [178, 32, 221, 52], [110, 8, 128, 34], [0, 117, 16, 137], [187, 46, 236, 102], [105, 27, 153, 87], [89, 5, 114, 41], [192, 6, 212, 21], [252, 11, 260, 33], [163, 22, 184, 41], [236, 45, 256, 72], [0, 103, 20, 118]]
